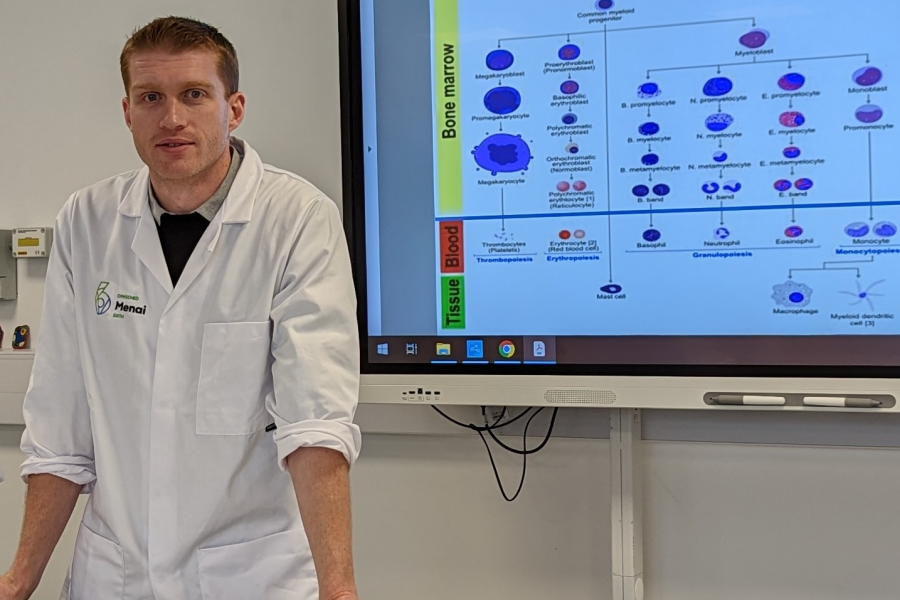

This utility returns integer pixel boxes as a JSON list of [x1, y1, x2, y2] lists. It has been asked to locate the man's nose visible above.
[[159, 98, 186, 130]]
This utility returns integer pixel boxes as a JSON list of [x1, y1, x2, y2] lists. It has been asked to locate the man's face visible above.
[[123, 49, 245, 183]]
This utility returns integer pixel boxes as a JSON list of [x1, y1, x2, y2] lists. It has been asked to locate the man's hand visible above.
[[286, 447, 359, 600], [0, 572, 29, 600]]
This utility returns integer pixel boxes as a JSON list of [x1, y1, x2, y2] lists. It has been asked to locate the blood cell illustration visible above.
[[472, 134, 533, 175]]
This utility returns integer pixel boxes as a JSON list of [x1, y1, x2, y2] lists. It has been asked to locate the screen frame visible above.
[[337, 0, 899, 381]]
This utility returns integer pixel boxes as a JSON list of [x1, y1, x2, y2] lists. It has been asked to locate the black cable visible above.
[[430, 405, 533, 432], [474, 411, 535, 502], [430, 404, 560, 501], [486, 407, 559, 455]]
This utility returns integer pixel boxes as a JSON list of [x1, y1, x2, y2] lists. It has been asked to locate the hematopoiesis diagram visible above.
[[431, 0, 898, 336]]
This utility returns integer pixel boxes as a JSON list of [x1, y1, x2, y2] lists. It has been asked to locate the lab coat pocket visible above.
[[69, 522, 124, 600], [197, 321, 272, 435], [198, 528, 317, 600]]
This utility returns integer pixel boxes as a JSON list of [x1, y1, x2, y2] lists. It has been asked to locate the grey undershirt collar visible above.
[[149, 142, 243, 225]]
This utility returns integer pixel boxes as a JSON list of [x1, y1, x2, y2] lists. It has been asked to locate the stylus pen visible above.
[[710, 394, 786, 406], [802, 397, 882, 408]]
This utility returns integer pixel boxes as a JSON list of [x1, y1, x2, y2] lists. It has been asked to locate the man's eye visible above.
[[188, 90, 203, 99], [144, 93, 159, 102]]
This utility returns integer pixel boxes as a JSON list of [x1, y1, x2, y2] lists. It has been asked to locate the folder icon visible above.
[[436, 343, 451, 356]]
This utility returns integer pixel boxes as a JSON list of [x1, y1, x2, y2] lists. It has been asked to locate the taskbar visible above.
[[369, 336, 556, 364], [368, 334, 900, 367]]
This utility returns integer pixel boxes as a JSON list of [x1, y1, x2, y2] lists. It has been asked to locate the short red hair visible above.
[[120, 16, 239, 97]]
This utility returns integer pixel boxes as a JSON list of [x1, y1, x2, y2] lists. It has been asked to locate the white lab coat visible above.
[[20, 137, 361, 600]]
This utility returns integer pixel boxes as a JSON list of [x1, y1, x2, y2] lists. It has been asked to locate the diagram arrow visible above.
[[500, 188, 506, 231], [791, 198, 796, 223], [788, 59, 793, 69], [789, 97, 793, 109], [717, 65, 721, 74], [647, 107, 651, 118], [718, 101, 722, 113], [791, 165, 795, 176], [604, 23, 614, 284], [649, 204, 654, 227], [718, 139, 723, 148], [868, 131, 874, 221], [567, 34, 571, 42], [648, 172, 653, 182], [648, 144, 652, 152], [719, 169, 724, 179], [790, 136, 794, 145], [720, 201, 725, 225], [499, 122, 504, 132]]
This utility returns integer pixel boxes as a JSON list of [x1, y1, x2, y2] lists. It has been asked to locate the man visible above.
[[0, 16, 362, 600]]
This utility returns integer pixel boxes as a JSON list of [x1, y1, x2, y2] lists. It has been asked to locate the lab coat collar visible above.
[[117, 136, 263, 224]]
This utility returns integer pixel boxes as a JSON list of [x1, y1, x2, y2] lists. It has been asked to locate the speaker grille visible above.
[[543, 389, 617, 405]]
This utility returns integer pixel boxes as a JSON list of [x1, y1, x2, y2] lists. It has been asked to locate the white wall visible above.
[[2, 2, 899, 600]]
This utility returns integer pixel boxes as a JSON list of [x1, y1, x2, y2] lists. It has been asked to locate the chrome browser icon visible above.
[[498, 340, 516, 358]]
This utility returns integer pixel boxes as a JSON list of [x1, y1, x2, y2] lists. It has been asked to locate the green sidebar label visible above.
[[435, 0, 461, 215], [441, 275, 466, 330]]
